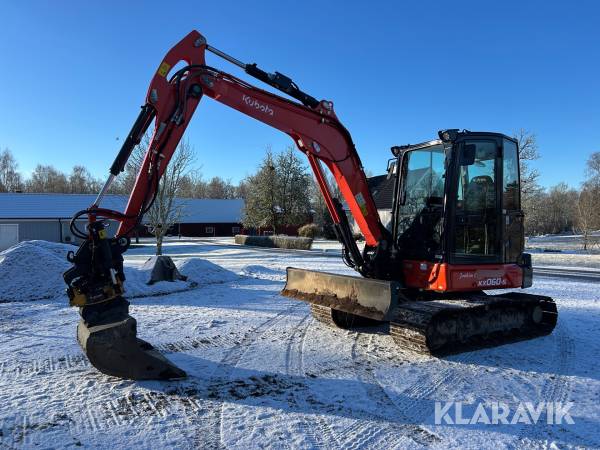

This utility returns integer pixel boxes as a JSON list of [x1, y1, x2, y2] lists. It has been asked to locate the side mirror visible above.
[[459, 143, 476, 166], [386, 159, 397, 179]]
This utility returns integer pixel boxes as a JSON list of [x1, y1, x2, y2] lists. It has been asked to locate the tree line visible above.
[[0, 146, 242, 199], [524, 153, 600, 249]]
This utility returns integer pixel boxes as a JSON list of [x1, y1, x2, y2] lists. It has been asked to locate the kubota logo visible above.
[[242, 95, 274, 116]]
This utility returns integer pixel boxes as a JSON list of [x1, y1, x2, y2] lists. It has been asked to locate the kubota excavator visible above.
[[63, 30, 557, 380]]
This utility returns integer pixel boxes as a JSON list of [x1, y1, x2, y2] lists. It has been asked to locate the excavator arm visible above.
[[104, 30, 390, 276], [63, 30, 393, 380]]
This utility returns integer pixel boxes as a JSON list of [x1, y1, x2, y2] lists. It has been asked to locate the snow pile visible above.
[[176, 258, 239, 285], [124, 257, 238, 298], [0, 241, 239, 303], [0, 240, 72, 302], [240, 264, 286, 281]]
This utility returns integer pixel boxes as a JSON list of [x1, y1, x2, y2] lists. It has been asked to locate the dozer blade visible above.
[[390, 292, 558, 356], [281, 267, 402, 321], [78, 299, 186, 380]]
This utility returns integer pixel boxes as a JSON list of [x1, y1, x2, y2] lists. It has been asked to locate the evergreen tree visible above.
[[242, 149, 279, 233]]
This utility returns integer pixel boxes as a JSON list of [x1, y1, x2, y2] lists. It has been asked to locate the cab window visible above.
[[503, 139, 520, 210]]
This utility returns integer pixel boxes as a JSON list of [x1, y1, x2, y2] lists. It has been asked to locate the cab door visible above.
[[448, 138, 503, 264], [502, 138, 524, 263]]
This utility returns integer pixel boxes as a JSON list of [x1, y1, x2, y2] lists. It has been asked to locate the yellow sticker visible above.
[[98, 229, 107, 239], [157, 61, 171, 77]]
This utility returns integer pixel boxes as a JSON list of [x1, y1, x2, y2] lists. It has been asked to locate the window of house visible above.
[[205, 226, 215, 234], [232, 226, 240, 234]]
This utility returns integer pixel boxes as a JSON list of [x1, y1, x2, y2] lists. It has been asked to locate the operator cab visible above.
[[387, 130, 523, 267]]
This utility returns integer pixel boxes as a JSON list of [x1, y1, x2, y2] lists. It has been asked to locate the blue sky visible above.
[[1, 1, 598, 188]]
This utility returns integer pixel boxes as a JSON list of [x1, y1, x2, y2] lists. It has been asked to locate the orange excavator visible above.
[[63, 30, 557, 380]]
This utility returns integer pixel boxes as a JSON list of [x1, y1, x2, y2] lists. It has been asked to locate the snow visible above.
[[0, 240, 71, 302], [0, 239, 599, 449], [0, 240, 237, 303], [529, 253, 600, 270]]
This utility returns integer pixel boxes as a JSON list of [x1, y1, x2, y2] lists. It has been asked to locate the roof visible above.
[[367, 175, 395, 210], [0, 193, 244, 223]]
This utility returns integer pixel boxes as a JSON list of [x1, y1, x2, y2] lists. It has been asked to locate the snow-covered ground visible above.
[[156, 235, 600, 269], [0, 240, 599, 449], [527, 232, 600, 254]]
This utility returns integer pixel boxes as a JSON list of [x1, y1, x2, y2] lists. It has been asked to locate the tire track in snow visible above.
[[298, 321, 349, 449], [342, 332, 441, 449], [0, 354, 90, 381], [348, 320, 576, 449], [0, 301, 305, 447], [0, 332, 245, 382], [516, 320, 575, 449], [346, 329, 487, 448], [283, 312, 343, 449], [194, 300, 306, 450], [292, 318, 440, 450]]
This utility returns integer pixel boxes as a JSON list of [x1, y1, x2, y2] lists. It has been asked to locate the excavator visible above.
[[63, 30, 557, 380]]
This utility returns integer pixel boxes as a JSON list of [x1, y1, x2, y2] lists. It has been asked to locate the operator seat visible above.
[[461, 175, 495, 254], [464, 175, 495, 212]]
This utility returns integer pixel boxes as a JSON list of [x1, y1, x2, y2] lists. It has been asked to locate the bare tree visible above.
[[178, 171, 205, 198], [236, 179, 249, 200], [585, 151, 600, 185], [546, 183, 578, 234], [68, 165, 102, 193], [576, 185, 600, 250], [0, 148, 23, 192], [146, 139, 196, 255], [26, 164, 69, 193], [513, 129, 542, 200], [205, 176, 237, 199], [576, 152, 600, 249]]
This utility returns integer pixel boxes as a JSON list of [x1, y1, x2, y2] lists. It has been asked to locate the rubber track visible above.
[[310, 304, 380, 329], [390, 293, 557, 356]]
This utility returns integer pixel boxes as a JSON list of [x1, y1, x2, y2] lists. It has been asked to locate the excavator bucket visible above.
[[282, 267, 558, 356], [77, 299, 186, 380]]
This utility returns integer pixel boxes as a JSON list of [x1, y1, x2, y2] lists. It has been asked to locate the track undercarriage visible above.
[[282, 268, 557, 356]]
